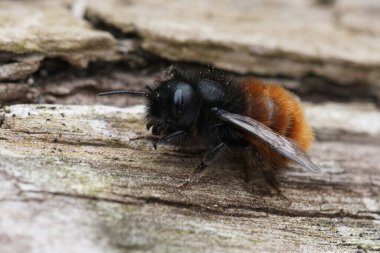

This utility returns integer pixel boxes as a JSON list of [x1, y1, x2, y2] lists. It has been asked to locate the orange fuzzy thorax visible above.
[[240, 78, 314, 167]]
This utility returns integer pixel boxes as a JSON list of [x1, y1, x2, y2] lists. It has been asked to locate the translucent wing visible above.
[[216, 109, 320, 173]]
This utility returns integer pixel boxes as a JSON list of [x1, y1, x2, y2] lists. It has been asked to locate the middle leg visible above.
[[180, 142, 227, 188]]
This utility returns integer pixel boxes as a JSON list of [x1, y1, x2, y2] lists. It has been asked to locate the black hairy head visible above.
[[146, 79, 202, 130]]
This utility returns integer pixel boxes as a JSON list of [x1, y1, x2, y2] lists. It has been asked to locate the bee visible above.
[[99, 64, 319, 192]]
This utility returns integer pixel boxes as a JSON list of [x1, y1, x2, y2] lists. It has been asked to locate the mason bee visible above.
[[99, 64, 319, 191]]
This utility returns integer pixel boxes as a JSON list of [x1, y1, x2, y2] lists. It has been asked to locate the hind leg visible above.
[[245, 147, 290, 202], [243, 146, 281, 194]]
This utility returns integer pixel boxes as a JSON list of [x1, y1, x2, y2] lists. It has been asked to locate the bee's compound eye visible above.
[[173, 89, 184, 111], [172, 82, 194, 118], [170, 81, 201, 128], [172, 89, 183, 119]]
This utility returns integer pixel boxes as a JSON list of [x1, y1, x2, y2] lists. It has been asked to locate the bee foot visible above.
[[129, 135, 159, 149]]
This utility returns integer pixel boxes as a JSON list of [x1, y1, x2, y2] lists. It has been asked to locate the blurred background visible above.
[[1, 0, 380, 108]]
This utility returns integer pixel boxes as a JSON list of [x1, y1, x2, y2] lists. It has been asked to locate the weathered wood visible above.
[[86, 0, 380, 87], [0, 104, 379, 252], [0, 1, 379, 252], [1, 0, 380, 107], [0, 0, 117, 68], [1, 0, 380, 87]]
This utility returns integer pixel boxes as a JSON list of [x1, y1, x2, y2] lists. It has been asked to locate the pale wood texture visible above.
[[0, 104, 379, 252]]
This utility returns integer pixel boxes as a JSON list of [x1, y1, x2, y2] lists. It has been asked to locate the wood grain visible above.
[[0, 104, 379, 252]]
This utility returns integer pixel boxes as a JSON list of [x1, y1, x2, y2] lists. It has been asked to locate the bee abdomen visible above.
[[241, 78, 314, 167]]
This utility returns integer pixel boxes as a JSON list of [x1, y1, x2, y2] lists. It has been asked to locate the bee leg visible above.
[[242, 147, 259, 183], [252, 149, 280, 191], [129, 135, 159, 141], [194, 142, 225, 174], [244, 151, 286, 203], [180, 143, 225, 188], [243, 147, 283, 196], [129, 135, 159, 149], [159, 130, 187, 144], [251, 149, 290, 202], [242, 159, 253, 183], [129, 130, 186, 150]]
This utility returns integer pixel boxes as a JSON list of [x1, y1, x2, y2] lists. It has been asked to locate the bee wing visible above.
[[216, 109, 320, 173]]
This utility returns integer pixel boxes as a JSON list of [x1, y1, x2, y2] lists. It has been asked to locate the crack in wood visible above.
[[25, 190, 377, 221]]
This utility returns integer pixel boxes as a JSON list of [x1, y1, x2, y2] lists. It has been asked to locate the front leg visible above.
[[130, 130, 187, 149]]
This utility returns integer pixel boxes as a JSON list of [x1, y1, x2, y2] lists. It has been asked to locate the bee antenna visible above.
[[97, 90, 147, 97]]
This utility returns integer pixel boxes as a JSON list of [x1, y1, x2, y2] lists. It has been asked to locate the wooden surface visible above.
[[1, 0, 380, 252], [0, 104, 379, 252]]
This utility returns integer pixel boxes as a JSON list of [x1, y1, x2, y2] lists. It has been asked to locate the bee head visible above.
[[146, 80, 202, 132], [97, 78, 202, 135]]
